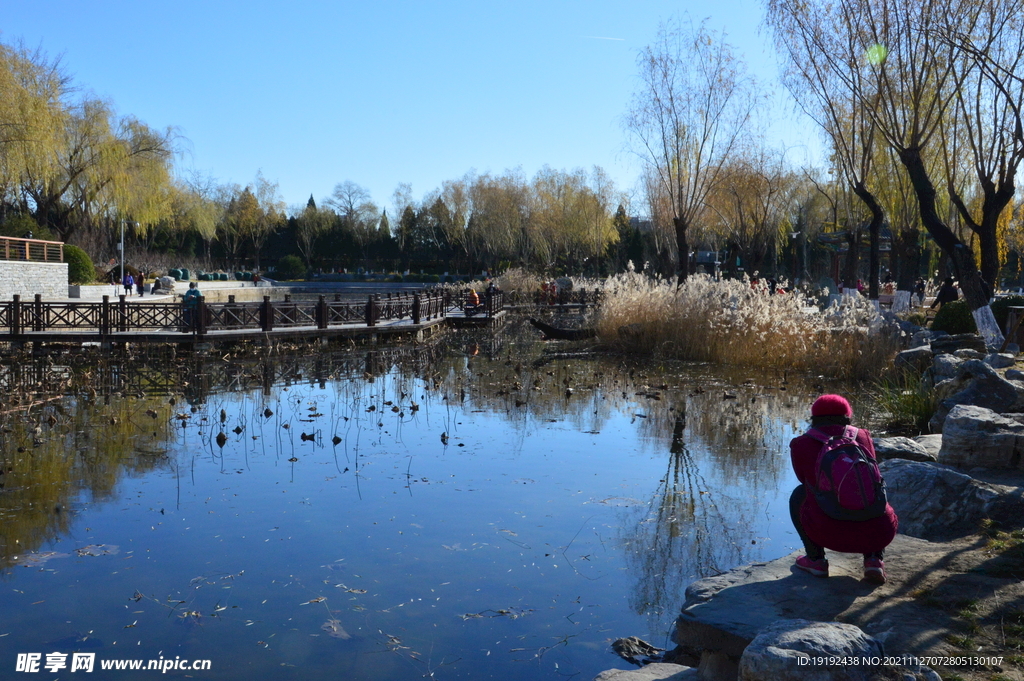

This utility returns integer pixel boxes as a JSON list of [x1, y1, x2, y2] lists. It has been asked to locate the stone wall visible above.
[[0, 261, 69, 300]]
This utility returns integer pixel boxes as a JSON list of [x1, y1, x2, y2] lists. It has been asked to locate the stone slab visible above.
[[594, 663, 698, 681], [672, 535, 936, 667]]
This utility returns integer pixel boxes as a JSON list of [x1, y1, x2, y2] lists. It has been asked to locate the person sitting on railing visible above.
[[465, 288, 482, 316]]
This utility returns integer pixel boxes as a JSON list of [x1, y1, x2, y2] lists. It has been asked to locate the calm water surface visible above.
[[0, 325, 868, 679]]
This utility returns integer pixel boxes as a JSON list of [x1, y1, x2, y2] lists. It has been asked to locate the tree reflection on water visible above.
[[619, 385, 813, 633]]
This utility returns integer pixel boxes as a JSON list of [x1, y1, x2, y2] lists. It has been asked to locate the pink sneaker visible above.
[[795, 555, 829, 577], [864, 558, 886, 584]]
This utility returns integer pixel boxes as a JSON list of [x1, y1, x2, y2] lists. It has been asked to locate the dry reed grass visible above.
[[496, 267, 541, 294], [594, 272, 895, 379]]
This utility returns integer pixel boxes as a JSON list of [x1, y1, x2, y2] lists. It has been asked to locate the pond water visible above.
[[0, 321, 870, 680]]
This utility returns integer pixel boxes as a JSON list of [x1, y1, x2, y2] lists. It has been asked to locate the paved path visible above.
[[69, 280, 262, 303]]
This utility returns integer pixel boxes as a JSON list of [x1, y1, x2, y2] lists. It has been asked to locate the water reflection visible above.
[[0, 395, 174, 571], [0, 322, 865, 680]]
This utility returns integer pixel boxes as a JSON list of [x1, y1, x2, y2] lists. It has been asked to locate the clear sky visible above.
[[1, 0, 820, 213]]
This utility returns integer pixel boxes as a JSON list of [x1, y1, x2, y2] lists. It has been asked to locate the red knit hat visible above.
[[811, 394, 852, 417]]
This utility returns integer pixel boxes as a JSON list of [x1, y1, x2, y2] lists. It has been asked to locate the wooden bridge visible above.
[[0, 290, 506, 348]]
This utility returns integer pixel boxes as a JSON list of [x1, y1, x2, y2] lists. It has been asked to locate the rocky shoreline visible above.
[[594, 327, 1024, 681]]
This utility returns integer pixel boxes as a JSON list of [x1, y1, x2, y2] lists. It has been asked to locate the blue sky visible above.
[[2, 0, 820, 212]]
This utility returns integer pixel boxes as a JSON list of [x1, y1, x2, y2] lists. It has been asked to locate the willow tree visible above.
[[768, 0, 887, 300], [0, 43, 68, 219], [466, 171, 530, 268], [938, 1, 1024, 290], [530, 166, 617, 272], [706, 146, 795, 278], [767, 0, 1008, 343], [625, 17, 756, 282]]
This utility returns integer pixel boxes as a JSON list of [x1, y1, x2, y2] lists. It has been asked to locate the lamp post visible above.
[[790, 231, 801, 285], [119, 219, 125, 292]]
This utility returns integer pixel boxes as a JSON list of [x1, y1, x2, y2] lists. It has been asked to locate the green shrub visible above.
[[904, 311, 928, 327], [991, 295, 1024, 333], [871, 368, 937, 434], [275, 255, 306, 280], [931, 299, 977, 334], [64, 245, 94, 284]]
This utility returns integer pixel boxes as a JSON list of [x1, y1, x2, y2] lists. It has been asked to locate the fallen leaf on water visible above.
[[320, 619, 351, 640], [13, 551, 68, 568], [301, 597, 326, 605], [75, 545, 119, 557]]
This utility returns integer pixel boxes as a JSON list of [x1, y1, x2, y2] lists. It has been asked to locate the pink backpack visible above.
[[806, 426, 887, 521]]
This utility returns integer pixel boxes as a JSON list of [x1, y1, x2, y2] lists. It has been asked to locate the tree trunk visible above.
[[852, 183, 884, 300], [898, 147, 1001, 344], [951, 181, 1014, 289], [673, 216, 689, 284]]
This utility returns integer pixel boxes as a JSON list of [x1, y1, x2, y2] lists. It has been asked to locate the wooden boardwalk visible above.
[[0, 291, 506, 348]]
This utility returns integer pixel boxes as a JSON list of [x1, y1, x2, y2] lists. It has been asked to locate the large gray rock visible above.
[[894, 346, 933, 373], [909, 329, 945, 349], [873, 437, 936, 462], [929, 354, 963, 383], [930, 333, 986, 355], [738, 619, 883, 681], [938, 404, 1024, 469], [928, 360, 1024, 432], [985, 353, 1017, 369], [880, 457, 1024, 539], [154, 276, 176, 293], [921, 354, 963, 392], [671, 536, 934, 681], [912, 435, 943, 459], [594, 664, 697, 681]]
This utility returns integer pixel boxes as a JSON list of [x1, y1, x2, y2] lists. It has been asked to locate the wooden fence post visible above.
[[197, 296, 207, 337], [118, 295, 127, 332], [317, 295, 328, 329], [33, 294, 43, 332], [412, 294, 421, 324], [262, 296, 274, 332], [11, 295, 20, 336], [100, 296, 109, 337]]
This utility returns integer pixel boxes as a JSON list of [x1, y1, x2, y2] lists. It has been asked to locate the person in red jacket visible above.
[[790, 394, 898, 584]]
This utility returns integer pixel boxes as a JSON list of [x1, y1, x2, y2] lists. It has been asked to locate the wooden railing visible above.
[[2, 291, 451, 339], [449, 289, 506, 318], [0, 236, 64, 263]]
